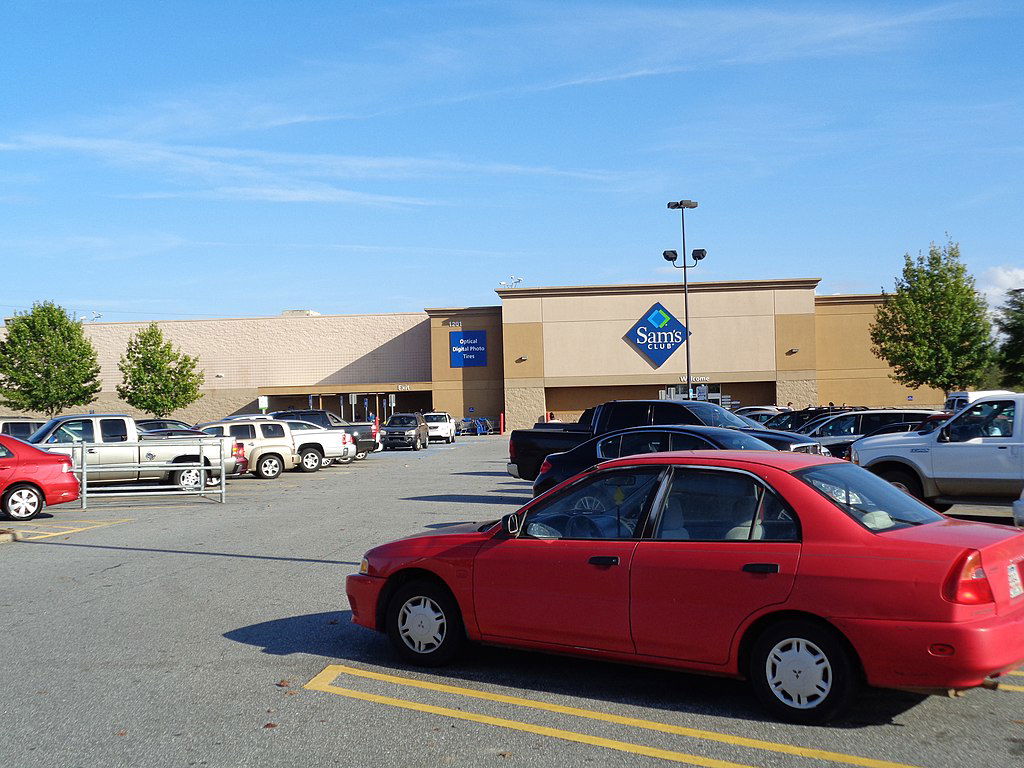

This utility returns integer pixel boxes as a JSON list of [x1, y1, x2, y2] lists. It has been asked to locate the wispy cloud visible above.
[[0, 133, 628, 205], [22, 1, 988, 145]]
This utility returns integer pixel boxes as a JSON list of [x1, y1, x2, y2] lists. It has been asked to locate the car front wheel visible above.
[[749, 620, 858, 723], [385, 580, 464, 666]]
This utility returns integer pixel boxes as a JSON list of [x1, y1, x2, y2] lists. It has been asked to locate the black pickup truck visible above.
[[507, 399, 824, 481], [270, 409, 376, 459]]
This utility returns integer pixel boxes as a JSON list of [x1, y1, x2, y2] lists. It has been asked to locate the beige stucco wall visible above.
[[814, 298, 944, 408]]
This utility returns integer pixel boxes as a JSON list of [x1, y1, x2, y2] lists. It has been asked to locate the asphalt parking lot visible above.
[[1, 438, 1021, 768]]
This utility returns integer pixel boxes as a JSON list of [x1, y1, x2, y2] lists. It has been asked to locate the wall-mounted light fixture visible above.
[[785, 348, 800, 356], [516, 355, 529, 363], [214, 373, 225, 378]]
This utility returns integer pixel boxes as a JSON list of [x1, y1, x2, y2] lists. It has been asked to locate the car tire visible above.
[[2, 484, 44, 521], [335, 455, 354, 465], [448, 434, 455, 444], [385, 580, 465, 666], [929, 501, 954, 512], [749, 619, 859, 723], [254, 454, 283, 480], [878, 468, 924, 501], [320, 456, 333, 468], [172, 466, 204, 491], [355, 451, 368, 461], [298, 448, 322, 473]]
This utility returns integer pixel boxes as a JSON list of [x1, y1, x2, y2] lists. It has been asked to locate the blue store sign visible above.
[[625, 302, 689, 368], [450, 330, 487, 367]]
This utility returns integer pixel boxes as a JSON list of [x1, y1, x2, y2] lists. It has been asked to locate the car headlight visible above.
[[405, 429, 417, 436], [849, 448, 859, 465], [359, 557, 369, 575], [820, 446, 831, 457]]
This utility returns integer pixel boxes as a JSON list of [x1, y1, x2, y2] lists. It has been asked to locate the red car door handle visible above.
[[588, 556, 620, 566], [742, 563, 780, 574]]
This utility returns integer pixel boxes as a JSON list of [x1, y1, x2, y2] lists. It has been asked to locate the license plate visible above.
[[1009, 564, 1024, 599]]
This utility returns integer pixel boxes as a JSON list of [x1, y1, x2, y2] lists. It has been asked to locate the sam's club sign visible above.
[[626, 302, 689, 367], [450, 330, 487, 367]]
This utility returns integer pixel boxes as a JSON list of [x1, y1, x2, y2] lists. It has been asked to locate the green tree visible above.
[[994, 288, 1024, 389], [869, 240, 992, 394], [0, 302, 102, 417], [117, 323, 205, 417]]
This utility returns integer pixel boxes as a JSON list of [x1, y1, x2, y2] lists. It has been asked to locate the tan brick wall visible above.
[[504, 386, 547, 430], [775, 379, 818, 409]]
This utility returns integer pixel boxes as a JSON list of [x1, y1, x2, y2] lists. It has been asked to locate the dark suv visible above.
[[381, 413, 430, 451]]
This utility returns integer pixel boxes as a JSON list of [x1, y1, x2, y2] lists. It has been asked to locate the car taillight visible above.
[[539, 459, 552, 475], [943, 549, 995, 605], [232, 442, 246, 460], [61, 460, 73, 473], [342, 432, 354, 445], [509, 439, 517, 459]]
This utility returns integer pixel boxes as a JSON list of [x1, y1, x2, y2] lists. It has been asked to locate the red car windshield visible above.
[[794, 463, 943, 532]]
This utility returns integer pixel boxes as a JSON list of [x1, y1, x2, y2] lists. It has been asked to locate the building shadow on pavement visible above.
[[224, 611, 926, 729]]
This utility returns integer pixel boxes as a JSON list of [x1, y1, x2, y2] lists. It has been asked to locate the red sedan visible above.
[[348, 451, 1024, 721], [0, 435, 79, 521]]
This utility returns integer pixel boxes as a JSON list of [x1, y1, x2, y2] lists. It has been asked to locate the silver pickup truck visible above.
[[28, 414, 238, 489]]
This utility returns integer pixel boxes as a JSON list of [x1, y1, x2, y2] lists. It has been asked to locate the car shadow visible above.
[[451, 471, 510, 477], [225, 611, 924, 728], [402, 494, 525, 506]]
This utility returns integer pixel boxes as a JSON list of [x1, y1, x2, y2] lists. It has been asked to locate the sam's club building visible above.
[[76, 277, 943, 429]]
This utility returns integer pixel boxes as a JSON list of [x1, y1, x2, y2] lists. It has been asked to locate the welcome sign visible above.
[[626, 302, 689, 367]]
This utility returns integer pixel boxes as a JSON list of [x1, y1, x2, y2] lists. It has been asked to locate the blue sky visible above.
[[1, 1, 1022, 320]]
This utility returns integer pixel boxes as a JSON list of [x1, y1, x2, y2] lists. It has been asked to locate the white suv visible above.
[[423, 412, 456, 443]]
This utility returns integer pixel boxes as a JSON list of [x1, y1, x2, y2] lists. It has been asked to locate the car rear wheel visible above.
[[172, 466, 204, 491], [355, 451, 368, 460], [385, 580, 464, 666], [299, 448, 323, 473], [749, 620, 858, 723], [412, 437, 421, 451], [254, 455, 283, 480], [3, 485, 44, 521], [320, 456, 333, 468]]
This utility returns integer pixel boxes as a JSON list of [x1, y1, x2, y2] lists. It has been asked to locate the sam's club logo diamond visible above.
[[626, 302, 689, 367]]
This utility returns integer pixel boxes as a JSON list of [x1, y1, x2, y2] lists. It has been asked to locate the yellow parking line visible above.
[[1001, 683, 1024, 692], [12, 518, 132, 540], [307, 665, 919, 768], [305, 674, 751, 768], [1008, 670, 1024, 677]]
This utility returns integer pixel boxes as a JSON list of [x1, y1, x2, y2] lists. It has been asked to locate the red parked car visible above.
[[347, 451, 1024, 722], [0, 435, 79, 521]]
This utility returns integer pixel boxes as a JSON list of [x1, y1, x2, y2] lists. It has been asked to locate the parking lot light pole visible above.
[[664, 200, 705, 398]]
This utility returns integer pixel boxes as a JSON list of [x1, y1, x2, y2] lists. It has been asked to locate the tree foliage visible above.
[[994, 288, 1024, 389], [0, 302, 102, 417], [117, 323, 205, 417], [869, 240, 992, 393]]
